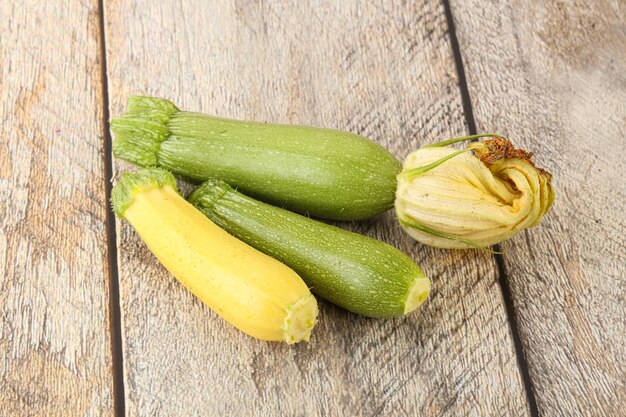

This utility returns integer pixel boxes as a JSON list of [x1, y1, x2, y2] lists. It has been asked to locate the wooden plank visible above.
[[104, 1, 530, 415], [0, 1, 115, 416], [449, 0, 626, 415]]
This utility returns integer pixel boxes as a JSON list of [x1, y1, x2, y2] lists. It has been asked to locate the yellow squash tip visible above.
[[281, 293, 319, 344]]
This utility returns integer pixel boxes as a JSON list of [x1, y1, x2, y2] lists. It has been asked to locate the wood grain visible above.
[[0, 1, 114, 416], [449, 0, 626, 415], [104, 1, 532, 415]]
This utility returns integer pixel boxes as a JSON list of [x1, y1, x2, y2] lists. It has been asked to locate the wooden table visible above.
[[2, 1, 624, 416]]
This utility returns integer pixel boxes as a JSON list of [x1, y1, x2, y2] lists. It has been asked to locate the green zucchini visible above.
[[111, 96, 401, 220], [188, 180, 430, 318]]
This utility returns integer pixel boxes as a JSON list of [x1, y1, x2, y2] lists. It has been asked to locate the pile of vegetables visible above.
[[111, 96, 554, 344]]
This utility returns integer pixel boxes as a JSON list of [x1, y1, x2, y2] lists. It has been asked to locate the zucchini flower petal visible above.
[[395, 135, 554, 250]]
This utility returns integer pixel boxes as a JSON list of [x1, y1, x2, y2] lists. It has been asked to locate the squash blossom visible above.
[[395, 135, 554, 250]]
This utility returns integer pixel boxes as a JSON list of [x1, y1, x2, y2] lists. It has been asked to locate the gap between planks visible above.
[[97, 0, 126, 416], [442, 0, 540, 415]]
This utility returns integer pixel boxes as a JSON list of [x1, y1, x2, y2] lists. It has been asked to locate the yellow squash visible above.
[[111, 168, 318, 343]]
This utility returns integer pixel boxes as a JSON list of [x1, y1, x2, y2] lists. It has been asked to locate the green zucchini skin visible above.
[[188, 180, 430, 318], [111, 96, 401, 221]]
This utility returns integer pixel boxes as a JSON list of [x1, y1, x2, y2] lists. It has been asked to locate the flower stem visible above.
[[424, 133, 502, 148], [400, 148, 472, 180]]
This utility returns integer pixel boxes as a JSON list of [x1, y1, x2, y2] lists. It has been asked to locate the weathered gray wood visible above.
[[450, 1, 626, 415], [104, 1, 530, 415], [0, 1, 114, 416]]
